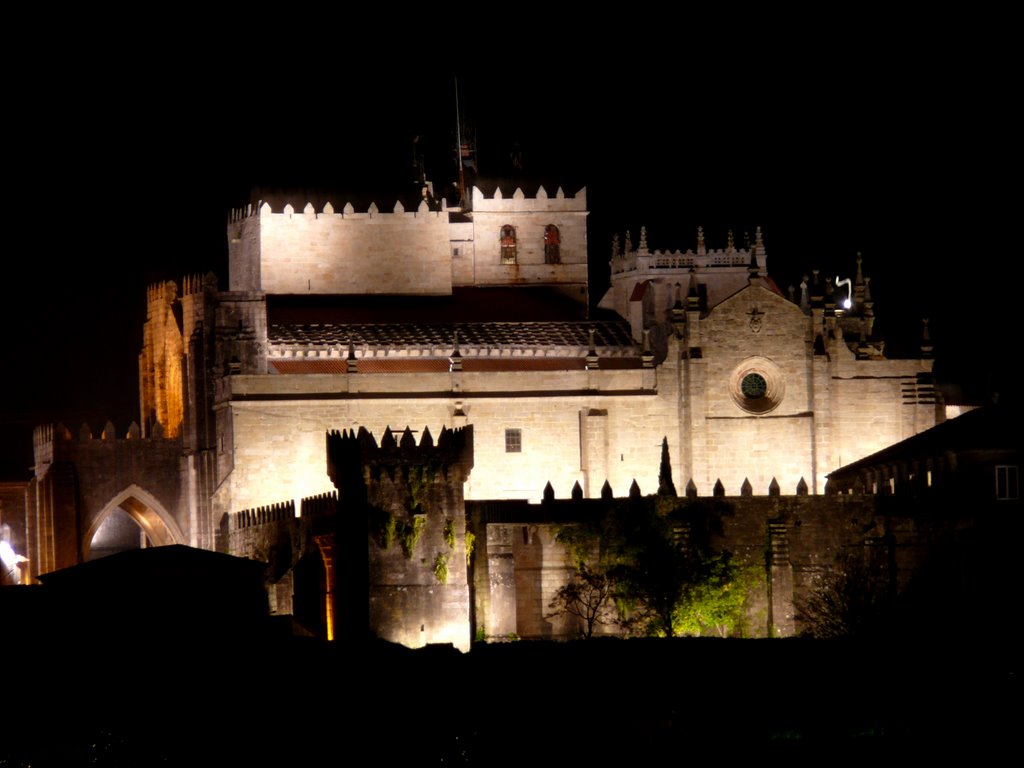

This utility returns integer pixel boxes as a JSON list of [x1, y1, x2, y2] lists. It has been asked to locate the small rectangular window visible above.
[[996, 465, 1019, 500], [500, 225, 517, 265], [505, 428, 522, 453]]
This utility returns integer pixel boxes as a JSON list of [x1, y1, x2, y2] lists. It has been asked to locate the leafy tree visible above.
[[795, 551, 892, 638], [657, 436, 677, 497], [672, 553, 760, 637], [546, 563, 618, 638], [551, 496, 756, 638]]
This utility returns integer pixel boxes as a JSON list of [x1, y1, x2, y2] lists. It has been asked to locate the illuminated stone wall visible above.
[[826, 357, 937, 475], [255, 201, 453, 295], [214, 334, 936, 520], [467, 185, 588, 294], [213, 367, 670, 517], [226, 186, 588, 299], [327, 426, 474, 652], [691, 283, 816, 494], [139, 281, 184, 438]]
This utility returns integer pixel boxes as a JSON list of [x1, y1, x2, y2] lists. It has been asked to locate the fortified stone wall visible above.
[[255, 201, 453, 295], [327, 425, 474, 651], [471, 491, 966, 640], [468, 185, 588, 291], [227, 187, 589, 299], [217, 367, 667, 514], [25, 423, 185, 577]]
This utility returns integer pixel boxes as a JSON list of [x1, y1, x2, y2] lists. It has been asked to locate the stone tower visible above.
[[327, 425, 474, 651]]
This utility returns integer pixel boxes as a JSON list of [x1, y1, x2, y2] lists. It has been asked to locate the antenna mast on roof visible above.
[[455, 78, 466, 208]]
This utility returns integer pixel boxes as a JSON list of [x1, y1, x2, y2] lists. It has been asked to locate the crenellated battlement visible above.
[[610, 225, 767, 275], [34, 420, 170, 450], [327, 425, 474, 485], [181, 272, 218, 297], [231, 500, 296, 531], [298, 490, 338, 521], [250, 198, 443, 220], [471, 184, 585, 212], [145, 280, 178, 313]]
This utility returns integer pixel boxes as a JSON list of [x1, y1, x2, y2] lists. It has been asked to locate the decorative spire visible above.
[[638, 225, 648, 253], [696, 226, 706, 255], [611, 233, 620, 262], [862, 276, 875, 336], [586, 328, 600, 370], [726, 229, 735, 252], [800, 275, 810, 312], [624, 230, 633, 254], [853, 252, 866, 307], [754, 225, 764, 254]]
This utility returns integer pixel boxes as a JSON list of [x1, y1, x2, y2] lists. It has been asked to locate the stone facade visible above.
[[468, 491, 963, 640], [19, 181, 945, 648]]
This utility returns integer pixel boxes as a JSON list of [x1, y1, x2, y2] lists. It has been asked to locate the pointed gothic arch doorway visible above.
[[84, 485, 185, 561]]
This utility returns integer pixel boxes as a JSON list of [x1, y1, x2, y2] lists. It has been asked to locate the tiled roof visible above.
[[269, 357, 643, 374], [269, 320, 636, 350]]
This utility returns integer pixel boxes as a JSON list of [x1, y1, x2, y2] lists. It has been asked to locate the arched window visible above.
[[500, 225, 517, 264], [544, 224, 561, 264]]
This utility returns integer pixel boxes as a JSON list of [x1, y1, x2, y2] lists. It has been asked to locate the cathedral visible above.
[[18, 180, 943, 644]]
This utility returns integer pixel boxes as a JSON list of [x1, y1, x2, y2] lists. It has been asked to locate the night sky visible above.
[[1, 26, 1015, 478]]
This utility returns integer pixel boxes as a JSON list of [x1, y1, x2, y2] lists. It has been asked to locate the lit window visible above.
[[996, 465, 1019, 500], [500, 225, 517, 264], [505, 428, 522, 453], [544, 224, 561, 264]]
